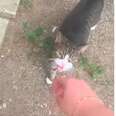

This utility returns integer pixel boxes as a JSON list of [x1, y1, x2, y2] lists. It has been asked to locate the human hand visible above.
[[52, 77, 113, 116]]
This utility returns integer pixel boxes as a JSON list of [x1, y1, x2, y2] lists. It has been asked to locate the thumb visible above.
[[52, 77, 67, 98]]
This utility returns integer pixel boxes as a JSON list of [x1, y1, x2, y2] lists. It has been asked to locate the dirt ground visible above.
[[0, 0, 114, 116]]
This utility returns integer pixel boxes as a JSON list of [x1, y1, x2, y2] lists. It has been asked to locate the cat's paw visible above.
[[78, 45, 88, 54], [91, 25, 97, 31], [46, 77, 52, 85]]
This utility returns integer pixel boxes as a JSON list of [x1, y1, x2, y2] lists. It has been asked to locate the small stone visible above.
[[1, 55, 4, 57], [40, 104, 44, 108], [103, 51, 106, 54], [3, 103, 7, 108], [9, 98, 12, 102], [7, 49, 11, 53]]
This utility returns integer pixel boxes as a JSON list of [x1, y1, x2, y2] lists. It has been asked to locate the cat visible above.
[[60, 0, 104, 53], [46, 0, 104, 84]]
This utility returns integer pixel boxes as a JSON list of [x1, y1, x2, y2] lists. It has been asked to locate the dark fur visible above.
[[60, 0, 104, 47]]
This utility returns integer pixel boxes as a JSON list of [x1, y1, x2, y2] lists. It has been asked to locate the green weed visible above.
[[79, 55, 105, 80], [42, 36, 55, 57], [26, 27, 44, 43], [22, 22, 55, 58], [20, 0, 32, 8], [22, 22, 45, 45]]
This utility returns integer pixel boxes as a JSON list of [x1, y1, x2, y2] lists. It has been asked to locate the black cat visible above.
[[60, 0, 104, 52]]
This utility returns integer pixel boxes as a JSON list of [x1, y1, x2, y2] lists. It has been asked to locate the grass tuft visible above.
[[20, 0, 32, 8], [22, 22, 55, 58], [79, 55, 105, 80]]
